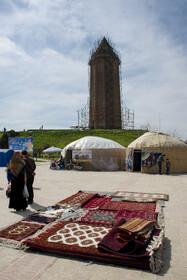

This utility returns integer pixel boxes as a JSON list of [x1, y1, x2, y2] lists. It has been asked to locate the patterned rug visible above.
[[117, 218, 156, 241], [24, 221, 111, 252], [100, 200, 157, 213], [58, 191, 97, 207], [80, 210, 116, 226], [83, 195, 112, 209], [98, 218, 162, 257], [0, 221, 44, 241], [0, 190, 164, 273], [114, 209, 158, 222], [23, 220, 163, 272], [112, 191, 169, 202]]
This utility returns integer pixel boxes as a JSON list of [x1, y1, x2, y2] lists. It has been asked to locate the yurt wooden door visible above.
[[133, 150, 141, 171]]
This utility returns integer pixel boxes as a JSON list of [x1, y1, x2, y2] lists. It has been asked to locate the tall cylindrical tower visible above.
[[89, 37, 122, 129]]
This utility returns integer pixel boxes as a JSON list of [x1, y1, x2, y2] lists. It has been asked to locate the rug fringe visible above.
[[146, 229, 165, 273], [0, 237, 28, 250], [157, 210, 165, 230]]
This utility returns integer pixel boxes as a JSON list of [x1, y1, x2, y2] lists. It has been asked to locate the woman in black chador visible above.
[[9, 152, 28, 211]]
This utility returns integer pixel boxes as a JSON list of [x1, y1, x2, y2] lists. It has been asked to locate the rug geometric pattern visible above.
[[113, 191, 169, 202], [48, 222, 111, 247], [114, 209, 158, 222], [58, 192, 97, 207], [24, 221, 111, 254], [100, 200, 156, 213], [0, 190, 167, 273], [0, 221, 44, 241], [80, 210, 116, 226]]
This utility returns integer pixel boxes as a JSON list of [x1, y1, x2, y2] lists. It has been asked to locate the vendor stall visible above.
[[62, 136, 126, 171]]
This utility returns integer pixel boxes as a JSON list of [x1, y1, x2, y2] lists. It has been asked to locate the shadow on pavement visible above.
[[10, 208, 34, 218], [10, 202, 47, 218], [157, 237, 171, 275], [29, 202, 47, 211]]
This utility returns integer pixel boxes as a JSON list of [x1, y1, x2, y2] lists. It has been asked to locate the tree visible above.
[[0, 130, 20, 149]]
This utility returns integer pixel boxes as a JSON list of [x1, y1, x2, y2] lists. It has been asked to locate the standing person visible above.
[[157, 154, 165, 175], [6, 163, 11, 183], [166, 158, 171, 175], [21, 150, 36, 204], [9, 152, 28, 211], [6, 163, 12, 198]]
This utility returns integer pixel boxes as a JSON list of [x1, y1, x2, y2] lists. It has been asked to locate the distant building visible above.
[[89, 37, 122, 129]]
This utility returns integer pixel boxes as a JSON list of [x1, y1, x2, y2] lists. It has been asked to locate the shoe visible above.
[[28, 201, 33, 204]]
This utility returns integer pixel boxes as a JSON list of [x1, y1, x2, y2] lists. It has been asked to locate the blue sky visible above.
[[0, 0, 187, 140]]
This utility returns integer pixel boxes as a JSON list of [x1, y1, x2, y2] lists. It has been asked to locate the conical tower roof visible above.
[[89, 37, 120, 63]]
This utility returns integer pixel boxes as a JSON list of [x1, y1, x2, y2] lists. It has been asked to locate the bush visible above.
[[0, 130, 20, 149]]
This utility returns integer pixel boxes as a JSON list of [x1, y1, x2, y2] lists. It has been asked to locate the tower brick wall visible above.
[[89, 37, 122, 129]]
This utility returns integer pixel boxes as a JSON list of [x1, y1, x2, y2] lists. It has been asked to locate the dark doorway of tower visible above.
[[133, 150, 141, 172]]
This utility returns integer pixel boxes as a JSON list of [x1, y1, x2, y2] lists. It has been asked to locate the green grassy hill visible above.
[[17, 129, 146, 149], [0, 129, 147, 152]]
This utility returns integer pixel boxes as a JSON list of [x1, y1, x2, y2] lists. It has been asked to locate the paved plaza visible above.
[[0, 162, 187, 280]]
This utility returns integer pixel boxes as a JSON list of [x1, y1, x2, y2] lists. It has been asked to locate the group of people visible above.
[[6, 150, 170, 211], [50, 156, 65, 169], [8, 150, 36, 211], [157, 154, 171, 175]]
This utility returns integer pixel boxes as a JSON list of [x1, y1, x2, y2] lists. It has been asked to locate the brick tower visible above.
[[89, 37, 122, 129]]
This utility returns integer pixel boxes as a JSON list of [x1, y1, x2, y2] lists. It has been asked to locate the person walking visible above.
[[21, 150, 36, 204], [157, 154, 165, 175], [9, 152, 28, 211]]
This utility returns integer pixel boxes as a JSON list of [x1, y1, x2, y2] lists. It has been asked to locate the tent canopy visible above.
[[43, 146, 62, 153], [0, 149, 14, 167], [62, 136, 126, 158], [128, 132, 187, 149]]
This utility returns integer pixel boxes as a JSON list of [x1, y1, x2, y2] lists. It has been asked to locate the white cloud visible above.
[[0, 0, 186, 139]]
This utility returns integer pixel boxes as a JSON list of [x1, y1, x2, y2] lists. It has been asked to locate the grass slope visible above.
[[16, 129, 147, 149]]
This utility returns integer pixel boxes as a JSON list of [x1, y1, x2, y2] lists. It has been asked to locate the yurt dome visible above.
[[62, 136, 126, 171], [126, 132, 187, 174], [128, 132, 187, 149]]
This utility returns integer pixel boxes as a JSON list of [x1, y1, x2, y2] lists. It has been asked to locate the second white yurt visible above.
[[62, 136, 126, 171]]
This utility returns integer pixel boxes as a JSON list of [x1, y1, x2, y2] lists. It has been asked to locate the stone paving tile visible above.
[[0, 168, 187, 280], [87, 263, 115, 274], [0, 247, 23, 270], [139, 271, 157, 280], [172, 267, 187, 277], [181, 230, 187, 241], [104, 265, 127, 275], [156, 274, 174, 280], [0, 252, 56, 280], [106, 274, 126, 280], [183, 244, 187, 256], [61, 258, 83, 274], [123, 269, 141, 279], [171, 254, 187, 268], [74, 270, 92, 280], [38, 257, 93, 280], [40, 274, 73, 280]]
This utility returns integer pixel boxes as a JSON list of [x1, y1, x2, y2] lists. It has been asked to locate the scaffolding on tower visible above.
[[121, 99, 135, 129], [77, 98, 89, 129]]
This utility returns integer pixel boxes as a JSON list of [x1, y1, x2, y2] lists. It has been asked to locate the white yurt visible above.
[[62, 136, 126, 171], [126, 132, 187, 174]]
